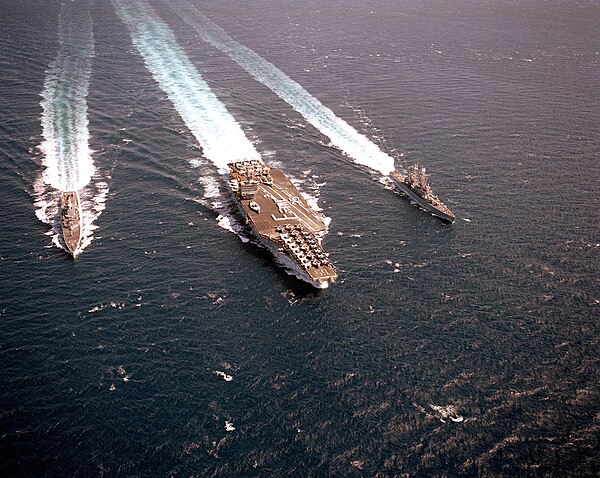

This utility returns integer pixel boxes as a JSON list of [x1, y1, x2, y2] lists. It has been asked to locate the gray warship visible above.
[[227, 160, 337, 288], [60, 191, 82, 256], [390, 164, 455, 223]]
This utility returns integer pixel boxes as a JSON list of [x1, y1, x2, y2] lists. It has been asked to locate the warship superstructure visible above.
[[390, 164, 455, 223], [59, 191, 82, 256], [227, 160, 337, 288]]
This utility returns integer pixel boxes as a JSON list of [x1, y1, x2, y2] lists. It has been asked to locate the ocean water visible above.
[[0, 0, 599, 476]]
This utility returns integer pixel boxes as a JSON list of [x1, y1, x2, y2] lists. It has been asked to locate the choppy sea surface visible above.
[[1, 0, 599, 476]]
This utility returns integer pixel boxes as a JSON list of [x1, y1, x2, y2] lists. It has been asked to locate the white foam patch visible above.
[[88, 301, 125, 313], [197, 175, 221, 200], [215, 214, 248, 242], [303, 192, 323, 213], [169, 1, 396, 176], [429, 404, 464, 423], [213, 370, 233, 381], [114, 0, 260, 174]]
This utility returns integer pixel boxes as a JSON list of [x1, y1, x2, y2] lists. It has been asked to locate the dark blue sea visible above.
[[1, 0, 599, 476]]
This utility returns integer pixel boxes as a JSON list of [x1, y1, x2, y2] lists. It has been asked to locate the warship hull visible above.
[[227, 161, 337, 288], [389, 172, 455, 223], [59, 191, 82, 256]]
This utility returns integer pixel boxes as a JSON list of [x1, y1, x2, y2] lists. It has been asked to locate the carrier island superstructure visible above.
[[227, 160, 337, 288]]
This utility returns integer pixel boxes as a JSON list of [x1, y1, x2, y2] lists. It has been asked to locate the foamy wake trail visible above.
[[168, 1, 396, 176], [114, 0, 260, 173], [35, 0, 107, 254], [39, 0, 95, 192], [115, 0, 295, 241]]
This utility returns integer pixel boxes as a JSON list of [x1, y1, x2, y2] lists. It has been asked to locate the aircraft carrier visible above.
[[60, 191, 82, 256], [227, 160, 337, 288], [390, 164, 455, 223]]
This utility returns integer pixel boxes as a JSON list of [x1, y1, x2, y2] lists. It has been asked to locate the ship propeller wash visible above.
[[227, 160, 337, 288], [390, 164, 455, 223], [59, 190, 82, 256]]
